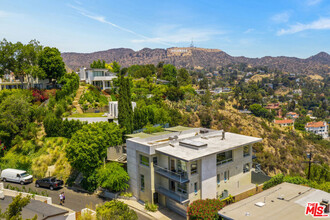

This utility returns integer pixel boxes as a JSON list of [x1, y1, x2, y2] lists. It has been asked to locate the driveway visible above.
[[2, 181, 150, 220]]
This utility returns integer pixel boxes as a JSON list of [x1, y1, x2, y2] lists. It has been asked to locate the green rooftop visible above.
[[126, 131, 172, 139]]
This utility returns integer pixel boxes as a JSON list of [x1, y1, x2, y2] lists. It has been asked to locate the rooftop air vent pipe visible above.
[[222, 131, 225, 140]]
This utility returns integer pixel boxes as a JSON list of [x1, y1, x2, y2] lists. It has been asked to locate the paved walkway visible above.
[[118, 199, 185, 220]]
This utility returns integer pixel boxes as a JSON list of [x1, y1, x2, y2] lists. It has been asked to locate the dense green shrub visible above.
[[96, 200, 138, 220], [262, 173, 284, 190], [96, 162, 129, 192], [144, 202, 158, 212], [188, 199, 224, 220]]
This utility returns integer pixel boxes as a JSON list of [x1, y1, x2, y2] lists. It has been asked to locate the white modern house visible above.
[[0, 73, 49, 90], [126, 126, 262, 216], [108, 101, 137, 118], [305, 121, 328, 139], [79, 68, 117, 90]]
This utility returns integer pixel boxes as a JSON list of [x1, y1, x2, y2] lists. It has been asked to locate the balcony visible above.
[[155, 185, 189, 204], [154, 165, 189, 184]]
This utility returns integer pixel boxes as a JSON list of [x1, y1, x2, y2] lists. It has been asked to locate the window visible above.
[[153, 157, 158, 166], [217, 151, 233, 165], [217, 174, 220, 185], [169, 180, 175, 192], [93, 71, 104, 77], [243, 163, 250, 173], [191, 161, 197, 175], [140, 175, 145, 191], [243, 146, 250, 157], [140, 155, 149, 167], [177, 160, 187, 173], [177, 183, 187, 195], [224, 170, 230, 181], [194, 182, 198, 194]]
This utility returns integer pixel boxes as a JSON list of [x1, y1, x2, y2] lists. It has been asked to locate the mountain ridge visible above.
[[61, 47, 330, 75]]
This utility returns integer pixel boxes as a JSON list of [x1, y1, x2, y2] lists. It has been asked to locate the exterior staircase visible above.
[[73, 86, 84, 114]]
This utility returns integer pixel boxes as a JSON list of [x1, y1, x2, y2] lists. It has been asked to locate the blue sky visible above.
[[0, 0, 329, 58]]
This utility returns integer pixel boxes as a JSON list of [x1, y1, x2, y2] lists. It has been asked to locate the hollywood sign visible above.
[[170, 49, 188, 53]]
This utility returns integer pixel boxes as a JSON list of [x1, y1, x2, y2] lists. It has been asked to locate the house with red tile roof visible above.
[[286, 112, 299, 119], [274, 119, 294, 129], [305, 121, 328, 139]]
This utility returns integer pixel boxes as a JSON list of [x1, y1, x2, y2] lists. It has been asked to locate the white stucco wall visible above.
[[200, 154, 217, 199]]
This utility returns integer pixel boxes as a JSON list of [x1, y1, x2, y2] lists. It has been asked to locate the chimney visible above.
[[222, 131, 225, 140]]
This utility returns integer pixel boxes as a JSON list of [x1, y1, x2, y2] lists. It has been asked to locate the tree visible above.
[[56, 72, 80, 100], [90, 59, 106, 68], [162, 64, 177, 85], [105, 61, 121, 74], [177, 68, 191, 87], [118, 69, 133, 134], [66, 122, 123, 177], [96, 162, 129, 192], [96, 200, 138, 220], [38, 47, 66, 85], [0, 194, 37, 220], [0, 39, 16, 77], [0, 91, 33, 146]]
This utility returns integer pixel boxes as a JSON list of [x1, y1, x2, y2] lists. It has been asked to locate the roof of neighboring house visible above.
[[0, 196, 69, 220], [218, 182, 330, 220], [287, 112, 298, 116], [274, 119, 294, 124], [165, 126, 193, 132], [126, 131, 172, 138], [305, 121, 326, 128]]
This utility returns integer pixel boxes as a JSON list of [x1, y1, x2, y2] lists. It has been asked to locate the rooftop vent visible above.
[[255, 202, 265, 207], [179, 139, 207, 150]]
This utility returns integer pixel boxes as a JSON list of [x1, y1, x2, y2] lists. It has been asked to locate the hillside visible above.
[[62, 47, 330, 75]]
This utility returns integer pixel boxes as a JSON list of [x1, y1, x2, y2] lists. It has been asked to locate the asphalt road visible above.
[[2, 181, 150, 220]]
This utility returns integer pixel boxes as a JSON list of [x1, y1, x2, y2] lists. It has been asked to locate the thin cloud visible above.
[[277, 17, 330, 35], [306, 0, 322, 6], [244, 28, 254, 34], [0, 10, 14, 18], [271, 12, 290, 23], [68, 4, 173, 46]]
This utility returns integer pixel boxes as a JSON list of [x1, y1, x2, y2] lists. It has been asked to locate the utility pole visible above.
[[302, 151, 320, 180]]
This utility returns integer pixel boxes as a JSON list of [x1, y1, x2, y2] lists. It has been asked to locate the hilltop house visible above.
[[126, 126, 262, 216], [79, 68, 117, 90], [0, 73, 49, 90], [286, 112, 299, 120], [305, 121, 328, 139], [274, 119, 294, 130]]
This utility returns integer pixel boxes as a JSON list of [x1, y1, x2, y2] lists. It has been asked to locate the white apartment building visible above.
[[108, 101, 137, 118], [79, 68, 117, 90], [305, 121, 328, 139], [126, 127, 262, 216]]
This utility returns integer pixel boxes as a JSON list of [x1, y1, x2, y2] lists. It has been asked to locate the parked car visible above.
[[35, 177, 64, 190], [0, 168, 33, 185]]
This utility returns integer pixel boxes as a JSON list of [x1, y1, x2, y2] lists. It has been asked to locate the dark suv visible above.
[[35, 177, 63, 190]]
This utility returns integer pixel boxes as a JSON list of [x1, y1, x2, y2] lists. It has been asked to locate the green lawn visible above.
[[68, 112, 107, 118]]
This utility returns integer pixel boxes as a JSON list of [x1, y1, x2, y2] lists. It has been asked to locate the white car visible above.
[[1, 169, 33, 185]]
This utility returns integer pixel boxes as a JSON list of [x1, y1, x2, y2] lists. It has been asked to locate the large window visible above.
[[217, 174, 220, 185], [194, 182, 198, 194], [191, 161, 197, 175], [153, 157, 158, 166], [177, 183, 187, 195], [93, 71, 104, 77], [243, 146, 250, 157], [217, 151, 233, 165], [140, 175, 145, 191], [140, 155, 149, 167]]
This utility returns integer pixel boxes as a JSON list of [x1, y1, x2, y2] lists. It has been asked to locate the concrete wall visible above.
[[216, 145, 253, 197], [200, 154, 217, 199]]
